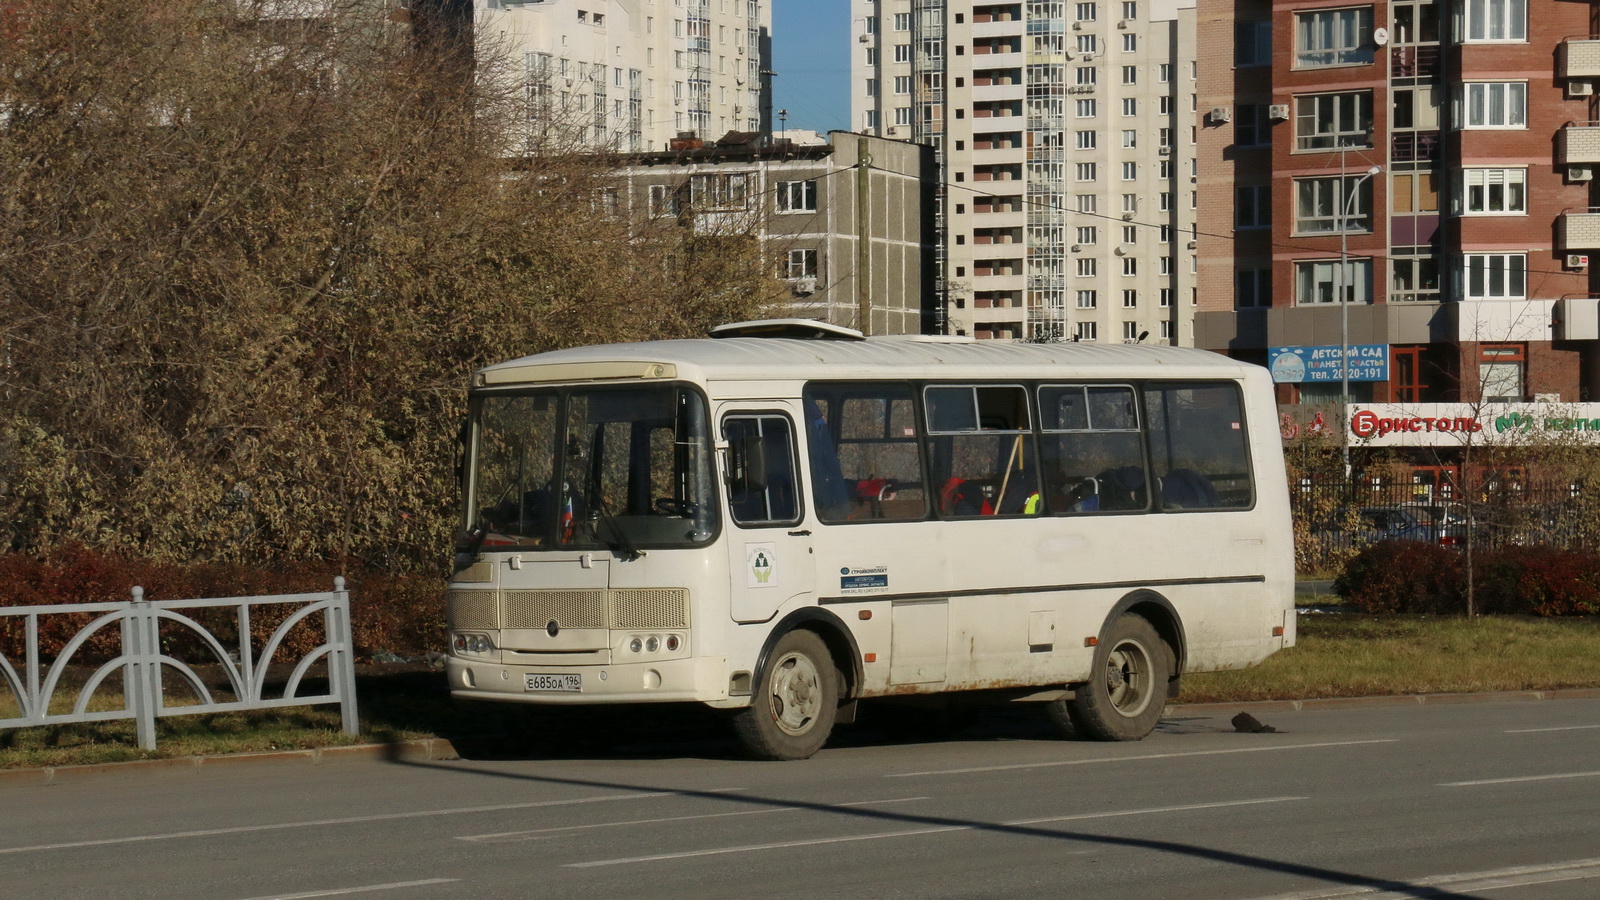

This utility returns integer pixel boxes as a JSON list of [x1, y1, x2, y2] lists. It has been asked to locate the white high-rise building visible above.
[[852, 0, 1196, 343], [481, 0, 771, 152]]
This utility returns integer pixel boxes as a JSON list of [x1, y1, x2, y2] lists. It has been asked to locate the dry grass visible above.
[[1180, 614, 1600, 703]]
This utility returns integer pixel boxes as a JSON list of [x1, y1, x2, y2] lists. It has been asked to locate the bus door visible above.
[[720, 404, 815, 623]]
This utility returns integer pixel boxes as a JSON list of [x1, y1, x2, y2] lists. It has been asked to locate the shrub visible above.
[[1335, 540, 1466, 614], [1472, 546, 1600, 617], [0, 544, 444, 665]]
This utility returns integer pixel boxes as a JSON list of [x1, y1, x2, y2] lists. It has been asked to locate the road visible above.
[[3, 697, 1599, 899]]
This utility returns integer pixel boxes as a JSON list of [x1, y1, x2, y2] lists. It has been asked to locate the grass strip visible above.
[[5, 616, 1600, 768]]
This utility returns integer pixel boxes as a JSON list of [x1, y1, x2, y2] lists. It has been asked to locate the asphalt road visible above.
[[3, 697, 1599, 899]]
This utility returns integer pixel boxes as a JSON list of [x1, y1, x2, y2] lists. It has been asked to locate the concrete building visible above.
[[479, 0, 771, 151], [852, 0, 1198, 344], [619, 131, 938, 334], [1195, 0, 1600, 486]]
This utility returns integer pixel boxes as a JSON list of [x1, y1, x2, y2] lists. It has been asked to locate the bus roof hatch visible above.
[[708, 319, 867, 341]]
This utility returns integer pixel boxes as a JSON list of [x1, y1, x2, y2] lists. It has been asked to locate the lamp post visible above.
[[1339, 142, 1382, 480]]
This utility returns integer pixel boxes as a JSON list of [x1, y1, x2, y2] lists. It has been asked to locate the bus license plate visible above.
[[525, 673, 581, 692]]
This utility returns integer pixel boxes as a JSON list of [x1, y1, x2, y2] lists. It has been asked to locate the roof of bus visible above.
[[476, 335, 1263, 386]]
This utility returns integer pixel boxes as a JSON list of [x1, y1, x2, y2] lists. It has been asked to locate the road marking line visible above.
[[1440, 770, 1600, 787], [888, 740, 1399, 777], [457, 797, 931, 843], [0, 790, 726, 856], [234, 879, 460, 900], [566, 796, 1304, 868], [1504, 723, 1600, 733], [1245, 856, 1600, 899]]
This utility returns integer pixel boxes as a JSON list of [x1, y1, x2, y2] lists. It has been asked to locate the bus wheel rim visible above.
[[769, 651, 821, 735], [1104, 639, 1152, 718]]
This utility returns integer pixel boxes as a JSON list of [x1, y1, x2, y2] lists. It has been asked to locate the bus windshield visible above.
[[463, 385, 718, 553]]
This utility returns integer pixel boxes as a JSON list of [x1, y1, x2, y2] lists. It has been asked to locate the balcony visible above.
[[1390, 44, 1440, 78], [1557, 209, 1600, 249], [1391, 130, 1441, 164], [1560, 39, 1600, 96], [1557, 124, 1600, 183]]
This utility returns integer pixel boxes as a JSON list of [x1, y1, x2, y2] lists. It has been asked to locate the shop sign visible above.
[[1341, 403, 1600, 447], [1268, 344, 1389, 384]]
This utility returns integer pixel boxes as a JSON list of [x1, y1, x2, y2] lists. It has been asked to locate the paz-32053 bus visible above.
[[446, 320, 1295, 759]]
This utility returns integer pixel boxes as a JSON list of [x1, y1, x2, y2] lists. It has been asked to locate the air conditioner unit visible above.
[[1186, 240, 1197, 249], [1567, 253, 1589, 270], [1071, 21, 1081, 30], [1569, 80, 1595, 98], [1121, 212, 1135, 220], [1210, 106, 1231, 123], [1069, 244, 1081, 252], [886, 126, 899, 135], [1267, 104, 1290, 120], [1082, 52, 1095, 61], [793, 276, 818, 295], [858, 34, 870, 43], [1117, 19, 1129, 28], [1571, 165, 1595, 183]]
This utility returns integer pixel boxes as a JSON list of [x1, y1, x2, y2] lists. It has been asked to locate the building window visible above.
[[1076, 66, 1097, 86], [1235, 21, 1272, 66], [1159, 321, 1173, 341], [1159, 288, 1173, 307], [1077, 258, 1098, 276], [1158, 191, 1172, 211], [1075, 225, 1098, 244], [1235, 185, 1270, 229], [1077, 34, 1097, 53], [864, 110, 879, 129], [1293, 176, 1373, 234], [1158, 96, 1171, 115], [1076, 2, 1097, 21], [1122, 1, 1137, 19], [1461, 168, 1526, 214], [1122, 257, 1138, 276], [1075, 321, 1098, 341], [1122, 97, 1137, 117], [1464, 253, 1526, 299], [1296, 258, 1372, 305], [1294, 92, 1372, 150], [865, 47, 877, 65], [1075, 98, 1097, 117], [1076, 162, 1098, 181], [1121, 161, 1137, 180], [1391, 346, 1430, 402], [1122, 34, 1137, 53], [786, 248, 819, 279], [1121, 193, 1137, 213], [1390, 256, 1440, 302], [1076, 130, 1097, 149], [690, 172, 751, 209], [1392, 172, 1440, 214], [1294, 7, 1374, 68], [1158, 63, 1172, 82], [1234, 105, 1271, 147], [1462, 82, 1526, 128], [894, 106, 913, 125], [1077, 290, 1098, 308], [1479, 344, 1525, 402], [1158, 257, 1173, 275], [648, 184, 680, 217], [1122, 289, 1138, 307], [1123, 321, 1140, 341], [894, 75, 912, 94], [1121, 225, 1137, 244], [1121, 65, 1137, 84], [1076, 193, 1097, 213], [894, 44, 912, 62], [894, 11, 912, 30], [1236, 267, 1271, 307], [777, 180, 818, 212], [1122, 130, 1137, 148], [1462, 0, 1525, 42]]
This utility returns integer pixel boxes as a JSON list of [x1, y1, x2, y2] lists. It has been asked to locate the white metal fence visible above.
[[0, 579, 359, 749]]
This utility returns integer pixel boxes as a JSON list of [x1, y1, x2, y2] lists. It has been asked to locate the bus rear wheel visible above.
[[1057, 613, 1168, 742], [733, 630, 839, 760]]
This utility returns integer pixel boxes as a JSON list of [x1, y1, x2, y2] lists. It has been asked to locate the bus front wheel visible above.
[[1055, 613, 1168, 741], [733, 630, 839, 760]]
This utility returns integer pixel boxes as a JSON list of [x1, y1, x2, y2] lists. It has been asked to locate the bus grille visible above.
[[447, 588, 688, 631]]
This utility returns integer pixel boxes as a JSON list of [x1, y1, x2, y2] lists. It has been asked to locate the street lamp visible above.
[[1339, 145, 1382, 480]]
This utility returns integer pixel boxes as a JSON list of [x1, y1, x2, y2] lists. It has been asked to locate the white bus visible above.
[[446, 320, 1295, 759]]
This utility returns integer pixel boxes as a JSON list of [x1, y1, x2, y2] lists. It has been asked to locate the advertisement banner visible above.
[[1269, 344, 1389, 384]]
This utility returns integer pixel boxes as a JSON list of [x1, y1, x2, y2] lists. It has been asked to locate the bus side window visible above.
[[1143, 382, 1253, 510], [1038, 385, 1148, 514], [723, 414, 802, 526], [925, 385, 1038, 518], [803, 384, 927, 523]]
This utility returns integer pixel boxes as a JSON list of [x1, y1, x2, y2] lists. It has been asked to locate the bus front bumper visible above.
[[446, 655, 732, 705]]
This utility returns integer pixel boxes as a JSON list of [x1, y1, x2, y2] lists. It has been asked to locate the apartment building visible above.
[[1196, 0, 1600, 485], [852, 0, 1198, 344], [619, 131, 938, 333], [480, 0, 771, 151]]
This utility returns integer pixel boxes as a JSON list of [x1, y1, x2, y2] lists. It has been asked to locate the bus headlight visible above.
[[451, 633, 495, 655]]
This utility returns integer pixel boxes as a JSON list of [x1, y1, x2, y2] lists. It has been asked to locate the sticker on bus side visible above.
[[746, 542, 777, 588], [840, 565, 889, 594]]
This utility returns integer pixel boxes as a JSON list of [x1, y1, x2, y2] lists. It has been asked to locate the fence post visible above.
[[330, 577, 360, 737], [125, 586, 159, 751]]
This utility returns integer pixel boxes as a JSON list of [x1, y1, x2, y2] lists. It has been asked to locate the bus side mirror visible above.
[[728, 434, 768, 493]]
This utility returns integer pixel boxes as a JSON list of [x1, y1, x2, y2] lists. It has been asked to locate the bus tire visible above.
[[733, 629, 838, 760], [1063, 613, 1168, 741]]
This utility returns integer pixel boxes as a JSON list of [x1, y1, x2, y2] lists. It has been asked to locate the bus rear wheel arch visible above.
[[1048, 612, 1172, 742], [732, 628, 840, 760]]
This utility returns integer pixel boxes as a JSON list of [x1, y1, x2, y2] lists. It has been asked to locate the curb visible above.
[[0, 737, 460, 787], [1166, 687, 1600, 718]]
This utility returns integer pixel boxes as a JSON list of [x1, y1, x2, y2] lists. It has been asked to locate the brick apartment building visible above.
[[1196, 0, 1600, 490]]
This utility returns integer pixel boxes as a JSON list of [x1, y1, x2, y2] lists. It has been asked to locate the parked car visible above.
[[1397, 502, 1473, 547], [1312, 505, 1437, 548]]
